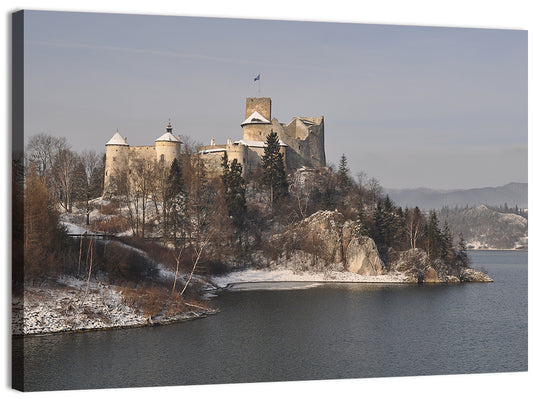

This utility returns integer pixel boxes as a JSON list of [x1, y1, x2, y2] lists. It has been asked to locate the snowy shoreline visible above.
[[211, 268, 410, 289], [14, 269, 411, 336], [13, 276, 218, 337]]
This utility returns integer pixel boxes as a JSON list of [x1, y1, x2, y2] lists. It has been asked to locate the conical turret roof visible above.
[[106, 130, 128, 146], [156, 122, 182, 142]]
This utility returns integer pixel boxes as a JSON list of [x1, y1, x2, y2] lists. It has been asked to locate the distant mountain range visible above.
[[385, 182, 527, 210]]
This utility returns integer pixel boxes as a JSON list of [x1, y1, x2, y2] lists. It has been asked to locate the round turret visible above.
[[155, 122, 182, 164], [104, 130, 129, 194]]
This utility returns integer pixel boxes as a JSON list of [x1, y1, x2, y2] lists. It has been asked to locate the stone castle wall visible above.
[[242, 124, 272, 141], [156, 141, 181, 163], [273, 117, 326, 171], [245, 97, 271, 120], [104, 143, 180, 195], [104, 97, 325, 194]]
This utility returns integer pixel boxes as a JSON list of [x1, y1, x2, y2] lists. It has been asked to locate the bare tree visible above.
[[180, 231, 213, 296], [26, 133, 70, 180], [76, 150, 104, 224], [405, 207, 424, 250], [367, 177, 382, 210], [52, 148, 78, 213], [127, 156, 157, 238], [356, 171, 367, 193]]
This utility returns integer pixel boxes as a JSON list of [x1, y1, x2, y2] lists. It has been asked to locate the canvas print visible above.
[[12, 10, 527, 392]]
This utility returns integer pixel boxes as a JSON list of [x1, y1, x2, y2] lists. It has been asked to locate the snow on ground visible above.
[[13, 277, 144, 335], [13, 275, 215, 336], [212, 267, 409, 290], [212, 249, 409, 290], [62, 221, 92, 235]]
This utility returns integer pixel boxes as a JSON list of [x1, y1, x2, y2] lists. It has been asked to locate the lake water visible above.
[[13, 250, 528, 391]]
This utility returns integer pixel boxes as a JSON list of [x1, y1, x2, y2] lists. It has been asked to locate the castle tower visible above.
[[104, 129, 130, 194], [241, 97, 272, 141], [155, 122, 182, 164], [103, 130, 129, 194]]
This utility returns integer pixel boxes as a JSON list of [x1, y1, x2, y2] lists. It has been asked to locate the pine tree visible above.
[[167, 159, 184, 199], [221, 154, 247, 231], [426, 211, 441, 262], [456, 232, 470, 271], [440, 219, 455, 273], [166, 158, 186, 246], [261, 131, 288, 207], [337, 153, 351, 189]]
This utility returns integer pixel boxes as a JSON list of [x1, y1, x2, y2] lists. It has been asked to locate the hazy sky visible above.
[[23, 10, 527, 189]]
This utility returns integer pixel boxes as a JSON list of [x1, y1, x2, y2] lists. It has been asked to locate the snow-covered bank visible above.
[[212, 267, 409, 289], [13, 276, 217, 336]]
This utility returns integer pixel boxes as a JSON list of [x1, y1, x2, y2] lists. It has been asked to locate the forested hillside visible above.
[[438, 205, 527, 250]]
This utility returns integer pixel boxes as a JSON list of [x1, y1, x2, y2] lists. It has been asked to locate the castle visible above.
[[103, 97, 326, 194]]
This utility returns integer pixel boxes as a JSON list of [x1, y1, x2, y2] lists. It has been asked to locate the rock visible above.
[[345, 236, 383, 275], [423, 267, 440, 283], [391, 248, 429, 282], [445, 275, 461, 283], [460, 268, 494, 282], [277, 210, 383, 276]]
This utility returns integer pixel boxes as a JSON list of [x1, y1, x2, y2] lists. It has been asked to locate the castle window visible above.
[[160, 154, 165, 161], [112, 157, 116, 161]]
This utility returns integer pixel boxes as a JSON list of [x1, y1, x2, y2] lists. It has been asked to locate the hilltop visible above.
[[439, 205, 528, 250]]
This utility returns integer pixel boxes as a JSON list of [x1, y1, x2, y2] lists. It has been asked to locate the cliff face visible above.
[[272, 210, 383, 276]]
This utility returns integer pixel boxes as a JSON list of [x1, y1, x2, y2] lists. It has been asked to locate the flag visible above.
[[254, 74, 260, 81]]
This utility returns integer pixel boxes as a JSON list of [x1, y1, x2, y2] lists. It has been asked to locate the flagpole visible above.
[[254, 74, 261, 97]]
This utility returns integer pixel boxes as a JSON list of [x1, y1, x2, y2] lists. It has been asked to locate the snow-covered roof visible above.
[[240, 111, 271, 126], [235, 139, 288, 148], [200, 148, 227, 154], [106, 131, 128, 146], [156, 132, 182, 143]]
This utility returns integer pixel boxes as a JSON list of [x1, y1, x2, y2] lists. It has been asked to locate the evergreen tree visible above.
[[372, 195, 403, 266], [337, 153, 351, 190], [261, 131, 288, 207], [426, 211, 441, 262], [71, 161, 89, 206], [440, 219, 455, 272], [88, 155, 105, 199], [456, 233, 470, 271], [166, 158, 186, 246], [167, 158, 184, 199], [221, 153, 247, 231]]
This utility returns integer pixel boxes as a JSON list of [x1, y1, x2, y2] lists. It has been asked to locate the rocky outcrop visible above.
[[390, 248, 493, 283], [271, 210, 493, 283], [275, 210, 383, 275], [460, 268, 494, 283], [345, 236, 383, 276]]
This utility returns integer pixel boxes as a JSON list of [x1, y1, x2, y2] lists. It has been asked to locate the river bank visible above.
[[14, 264, 492, 336], [13, 270, 406, 336], [12, 276, 217, 336]]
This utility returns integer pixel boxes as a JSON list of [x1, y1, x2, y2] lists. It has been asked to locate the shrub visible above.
[[94, 215, 129, 234]]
